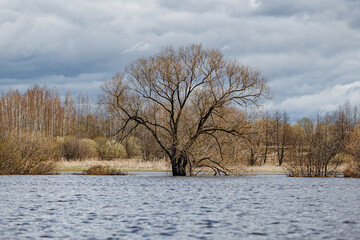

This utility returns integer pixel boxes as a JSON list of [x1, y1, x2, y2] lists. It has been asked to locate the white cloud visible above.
[[248, 0, 261, 10], [265, 81, 360, 119], [220, 44, 231, 51], [122, 42, 150, 54]]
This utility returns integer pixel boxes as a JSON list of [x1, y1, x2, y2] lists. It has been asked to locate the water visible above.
[[0, 174, 359, 239]]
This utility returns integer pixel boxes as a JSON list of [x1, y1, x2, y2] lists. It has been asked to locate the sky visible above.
[[1, 0, 360, 120]]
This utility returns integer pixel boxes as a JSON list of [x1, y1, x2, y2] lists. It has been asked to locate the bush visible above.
[[62, 136, 79, 160], [343, 163, 360, 178], [286, 118, 342, 177], [124, 136, 142, 158], [82, 165, 124, 175], [95, 137, 126, 160], [344, 128, 360, 178], [79, 139, 98, 159], [0, 132, 58, 174], [61, 136, 98, 160]]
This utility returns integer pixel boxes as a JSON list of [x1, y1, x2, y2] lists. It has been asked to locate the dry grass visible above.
[[241, 164, 287, 173], [239, 163, 348, 174], [56, 158, 288, 173], [55, 158, 171, 172], [343, 162, 360, 178], [56, 158, 350, 175], [225, 164, 287, 173]]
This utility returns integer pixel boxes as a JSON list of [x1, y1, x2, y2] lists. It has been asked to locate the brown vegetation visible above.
[[60, 136, 97, 160], [81, 165, 125, 175], [344, 128, 360, 178], [286, 104, 358, 177], [56, 158, 171, 172], [1, 44, 359, 177], [0, 85, 121, 140], [94, 137, 126, 160], [101, 44, 269, 176], [0, 131, 59, 174]]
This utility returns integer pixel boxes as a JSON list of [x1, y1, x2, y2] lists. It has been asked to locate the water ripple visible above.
[[0, 174, 359, 239]]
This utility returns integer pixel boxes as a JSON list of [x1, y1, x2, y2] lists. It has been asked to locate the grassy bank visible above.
[[55, 158, 351, 175], [55, 159, 294, 173], [55, 158, 172, 172]]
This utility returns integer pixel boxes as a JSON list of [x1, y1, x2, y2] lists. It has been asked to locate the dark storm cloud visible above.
[[0, 0, 360, 119], [253, 0, 331, 17]]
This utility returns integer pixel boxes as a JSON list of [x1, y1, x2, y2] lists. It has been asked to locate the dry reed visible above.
[[56, 158, 171, 172]]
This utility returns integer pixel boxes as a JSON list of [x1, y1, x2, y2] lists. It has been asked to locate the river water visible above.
[[0, 173, 359, 239]]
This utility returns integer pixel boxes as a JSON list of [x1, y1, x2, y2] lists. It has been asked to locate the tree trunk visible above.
[[171, 153, 188, 176], [249, 148, 256, 166], [279, 147, 284, 165], [263, 143, 268, 164]]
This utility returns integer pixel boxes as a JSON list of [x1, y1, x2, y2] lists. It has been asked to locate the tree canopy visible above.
[[101, 44, 270, 176]]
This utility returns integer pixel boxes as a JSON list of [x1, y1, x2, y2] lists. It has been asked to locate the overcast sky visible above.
[[1, 0, 360, 120]]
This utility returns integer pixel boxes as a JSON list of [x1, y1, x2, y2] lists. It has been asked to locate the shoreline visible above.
[[54, 159, 290, 173]]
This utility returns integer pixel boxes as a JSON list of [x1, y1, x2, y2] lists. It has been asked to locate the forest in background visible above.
[[0, 84, 359, 177]]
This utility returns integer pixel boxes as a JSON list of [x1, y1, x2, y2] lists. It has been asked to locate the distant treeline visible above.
[[0, 85, 116, 139], [0, 85, 163, 174], [0, 84, 359, 177]]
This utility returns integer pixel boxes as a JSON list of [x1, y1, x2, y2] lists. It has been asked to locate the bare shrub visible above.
[[61, 136, 98, 160], [241, 117, 268, 166], [287, 116, 342, 177], [0, 131, 58, 174], [344, 128, 360, 178], [82, 165, 124, 175], [79, 139, 98, 159], [62, 136, 80, 160], [343, 163, 360, 178], [95, 137, 126, 160]]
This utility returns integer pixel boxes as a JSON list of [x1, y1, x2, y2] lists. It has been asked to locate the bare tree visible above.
[[344, 127, 360, 178], [273, 110, 291, 165], [101, 44, 269, 176], [260, 112, 272, 164], [242, 116, 266, 166], [287, 115, 343, 177]]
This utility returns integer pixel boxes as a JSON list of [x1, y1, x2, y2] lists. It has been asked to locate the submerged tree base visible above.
[[171, 163, 187, 176]]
